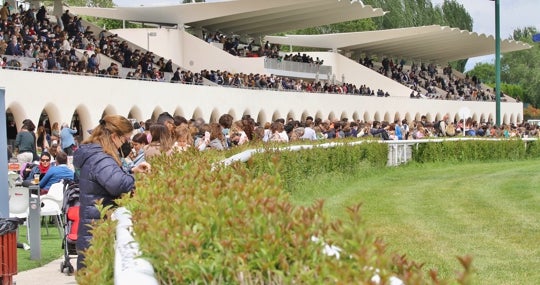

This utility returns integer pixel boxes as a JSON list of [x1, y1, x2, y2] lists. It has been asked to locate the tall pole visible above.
[[0, 88, 8, 218], [495, 0, 501, 126]]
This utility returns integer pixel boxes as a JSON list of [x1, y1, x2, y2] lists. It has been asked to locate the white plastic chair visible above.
[[40, 180, 64, 210], [40, 197, 64, 237], [9, 186, 30, 243]]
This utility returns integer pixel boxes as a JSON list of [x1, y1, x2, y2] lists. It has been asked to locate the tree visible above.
[[501, 27, 540, 107], [467, 62, 496, 85]]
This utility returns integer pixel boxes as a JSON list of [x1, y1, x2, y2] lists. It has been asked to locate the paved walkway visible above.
[[13, 258, 77, 285]]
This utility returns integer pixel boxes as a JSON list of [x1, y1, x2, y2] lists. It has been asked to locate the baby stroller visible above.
[[60, 179, 80, 275]]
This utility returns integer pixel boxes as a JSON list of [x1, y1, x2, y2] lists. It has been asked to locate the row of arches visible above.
[[7, 103, 518, 141]]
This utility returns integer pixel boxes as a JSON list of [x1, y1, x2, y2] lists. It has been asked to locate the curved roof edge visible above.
[[69, 0, 385, 36], [265, 25, 532, 63]]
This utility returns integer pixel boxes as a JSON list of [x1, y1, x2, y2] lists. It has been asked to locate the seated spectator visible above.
[[21, 152, 51, 187], [38, 152, 74, 195]]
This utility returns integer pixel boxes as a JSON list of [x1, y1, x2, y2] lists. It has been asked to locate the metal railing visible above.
[[264, 58, 332, 75]]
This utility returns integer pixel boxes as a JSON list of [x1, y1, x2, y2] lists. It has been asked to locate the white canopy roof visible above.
[[69, 0, 386, 36], [265, 25, 531, 63]]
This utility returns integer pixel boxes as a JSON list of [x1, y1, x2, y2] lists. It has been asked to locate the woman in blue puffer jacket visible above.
[[73, 115, 151, 270]]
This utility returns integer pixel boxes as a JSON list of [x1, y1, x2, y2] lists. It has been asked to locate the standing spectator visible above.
[[15, 119, 37, 163], [60, 122, 77, 155], [0, 3, 9, 22], [73, 115, 151, 270]]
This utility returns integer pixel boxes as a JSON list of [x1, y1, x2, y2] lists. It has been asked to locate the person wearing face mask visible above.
[[73, 115, 151, 271]]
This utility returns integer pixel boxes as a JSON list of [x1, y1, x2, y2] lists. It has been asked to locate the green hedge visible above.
[[412, 139, 540, 163], [246, 142, 388, 191], [76, 144, 472, 284]]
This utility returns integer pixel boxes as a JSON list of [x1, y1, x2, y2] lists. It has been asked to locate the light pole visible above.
[[492, 0, 501, 126]]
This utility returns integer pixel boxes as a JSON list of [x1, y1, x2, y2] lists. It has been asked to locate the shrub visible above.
[[76, 148, 470, 284], [412, 139, 531, 163]]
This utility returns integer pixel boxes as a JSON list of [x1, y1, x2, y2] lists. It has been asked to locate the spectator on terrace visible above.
[[0, 3, 9, 22]]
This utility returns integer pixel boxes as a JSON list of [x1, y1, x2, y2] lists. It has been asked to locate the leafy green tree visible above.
[[467, 62, 495, 85], [501, 27, 540, 106]]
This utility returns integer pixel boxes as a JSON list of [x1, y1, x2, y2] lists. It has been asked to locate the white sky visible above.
[[113, 0, 539, 70]]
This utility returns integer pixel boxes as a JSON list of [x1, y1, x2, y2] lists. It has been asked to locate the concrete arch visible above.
[[315, 110, 323, 121], [256, 110, 267, 125], [301, 110, 310, 122], [373, 111, 381, 122], [393, 112, 401, 123], [242, 109, 252, 120], [173, 107, 185, 118], [209, 108, 221, 123], [472, 113, 480, 123], [286, 110, 295, 121], [151, 107, 164, 122], [227, 109, 237, 121], [7, 102, 27, 128], [328, 111, 336, 121], [403, 112, 412, 124], [424, 113, 434, 123], [479, 113, 486, 124], [487, 113, 494, 125], [340, 111, 348, 121], [352, 111, 359, 122], [192, 107, 204, 121], [383, 112, 391, 122], [127, 106, 144, 123], [74, 105, 92, 140], [363, 112, 370, 123], [272, 110, 281, 122], [502, 113, 509, 125], [102, 105, 118, 118]]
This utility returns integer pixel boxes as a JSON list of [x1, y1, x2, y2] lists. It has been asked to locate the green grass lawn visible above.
[[16, 222, 65, 272], [290, 159, 540, 285]]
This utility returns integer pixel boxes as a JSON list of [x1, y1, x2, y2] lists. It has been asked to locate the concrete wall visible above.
[[0, 68, 522, 141], [110, 28, 267, 75]]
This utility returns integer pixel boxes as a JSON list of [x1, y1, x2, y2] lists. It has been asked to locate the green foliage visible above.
[[77, 146, 472, 284], [411, 139, 537, 163], [246, 142, 388, 191], [501, 27, 540, 107], [466, 62, 496, 85]]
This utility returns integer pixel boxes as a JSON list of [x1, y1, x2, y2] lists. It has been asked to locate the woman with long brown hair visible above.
[[73, 115, 150, 270]]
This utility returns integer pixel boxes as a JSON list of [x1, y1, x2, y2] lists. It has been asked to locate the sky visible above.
[[113, 0, 539, 70]]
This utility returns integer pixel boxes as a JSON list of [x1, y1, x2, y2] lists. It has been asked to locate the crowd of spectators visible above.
[[360, 55, 502, 102], [0, 4, 510, 102], [0, 4, 179, 80]]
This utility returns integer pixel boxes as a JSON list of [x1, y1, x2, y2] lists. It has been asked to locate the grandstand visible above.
[[0, 0, 531, 136]]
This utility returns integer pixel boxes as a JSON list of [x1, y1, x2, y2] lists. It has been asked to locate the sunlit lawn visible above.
[[16, 223, 64, 272], [290, 159, 540, 285]]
